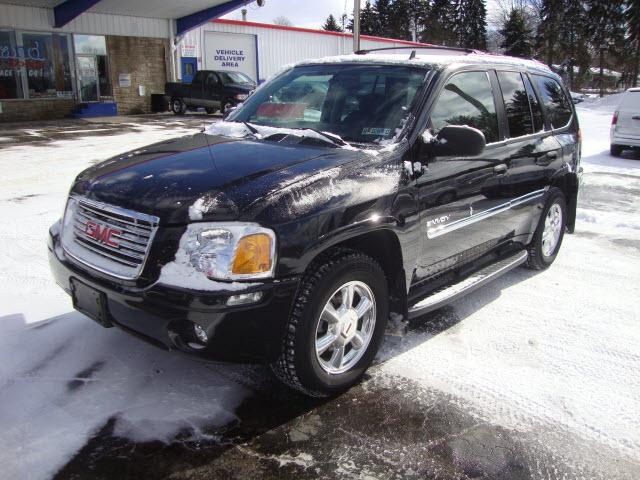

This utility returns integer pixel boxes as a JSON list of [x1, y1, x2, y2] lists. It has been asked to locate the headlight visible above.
[[235, 93, 248, 101], [182, 223, 276, 281]]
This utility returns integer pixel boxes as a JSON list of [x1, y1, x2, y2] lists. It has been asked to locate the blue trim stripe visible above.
[[176, 0, 254, 37], [54, 0, 102, 28]]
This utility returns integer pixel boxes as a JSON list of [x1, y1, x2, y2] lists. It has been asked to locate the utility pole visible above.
[[353, 0, 361, 52]]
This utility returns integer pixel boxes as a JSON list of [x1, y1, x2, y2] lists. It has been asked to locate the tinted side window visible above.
[[429, 71, 499, 144], [523, 75, 544, 132], [497, 71, 533, 138], [533, 75, 572, 129]]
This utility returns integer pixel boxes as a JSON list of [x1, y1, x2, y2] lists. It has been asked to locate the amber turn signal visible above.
[[232, 233, 273, 275]]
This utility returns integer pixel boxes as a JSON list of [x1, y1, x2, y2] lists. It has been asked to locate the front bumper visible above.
[[48, 224, 299, 363]]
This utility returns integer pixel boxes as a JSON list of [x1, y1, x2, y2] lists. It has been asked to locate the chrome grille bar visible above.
[[62, 196, 160, 280]]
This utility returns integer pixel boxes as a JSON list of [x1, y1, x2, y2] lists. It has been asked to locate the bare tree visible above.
[[273, 16, 293, 27]]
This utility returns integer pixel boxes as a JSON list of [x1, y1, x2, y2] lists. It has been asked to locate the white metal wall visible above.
[[180, 21, 423, 82], [0, 3, 170, 38]]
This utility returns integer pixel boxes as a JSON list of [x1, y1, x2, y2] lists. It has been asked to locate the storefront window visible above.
[[0, 30, 73, 99], [0, 30, 25, 99], [22, 32, 73, 98]]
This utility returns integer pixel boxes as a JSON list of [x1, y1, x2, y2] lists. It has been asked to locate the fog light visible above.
[[193, 324, 208, 343], [226, 291, 263, 306]]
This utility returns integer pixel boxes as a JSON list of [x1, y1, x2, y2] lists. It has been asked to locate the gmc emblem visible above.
[[85, 220, 121, 248]]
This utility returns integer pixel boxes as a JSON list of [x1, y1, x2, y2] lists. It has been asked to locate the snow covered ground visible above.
[[0, 100, 639, 479]]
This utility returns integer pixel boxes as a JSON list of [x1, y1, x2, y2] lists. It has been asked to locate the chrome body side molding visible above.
[[427, 189, 547, 239]]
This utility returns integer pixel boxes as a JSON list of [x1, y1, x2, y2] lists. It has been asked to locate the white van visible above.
[[610, 88, 640, 156]]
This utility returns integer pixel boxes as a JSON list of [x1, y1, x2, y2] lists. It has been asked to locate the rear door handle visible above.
[[632, 116, 640, 120], [493, 164, 508, 175]]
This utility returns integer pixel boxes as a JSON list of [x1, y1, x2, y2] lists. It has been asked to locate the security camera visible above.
[[256, 0, 265, 6]]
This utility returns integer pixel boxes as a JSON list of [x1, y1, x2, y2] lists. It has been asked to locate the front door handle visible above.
[[493, 164, 508, 176], [633, 116, 640, 120]]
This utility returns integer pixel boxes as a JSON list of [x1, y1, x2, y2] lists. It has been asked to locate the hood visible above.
[[71, 132, 361, 224]]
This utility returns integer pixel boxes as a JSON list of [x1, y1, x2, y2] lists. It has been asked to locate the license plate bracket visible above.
[[70, 278, 113, 328]]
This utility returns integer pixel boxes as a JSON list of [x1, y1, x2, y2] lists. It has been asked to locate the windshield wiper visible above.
[[243, 121, 261, 136], [291, 127, 351, 148]]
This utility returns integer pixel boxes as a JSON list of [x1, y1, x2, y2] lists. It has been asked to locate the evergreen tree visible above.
[[360, 1, 379, 35], [388, 0, 414, 40], [375, 0, 394, 37], [421, 0, 458, 46], [626, 0, 640, 86], [558, 0, 589, 89], [456, 0, 488, 49], [499, 8, 534, 57], [322, 14, 344, 32], [536, 0, 563, 67], [347, 1, 382, 36], [586, 0, 626, 91]]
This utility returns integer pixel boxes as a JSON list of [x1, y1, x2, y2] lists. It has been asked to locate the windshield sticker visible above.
[[256, 103, 305, 119], [362, 127, 391, 136]]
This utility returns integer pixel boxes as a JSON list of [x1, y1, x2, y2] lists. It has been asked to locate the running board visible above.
[[408, 250, 528, 319]]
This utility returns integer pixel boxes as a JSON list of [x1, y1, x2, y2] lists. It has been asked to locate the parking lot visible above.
[[1, 102, 639, 480]]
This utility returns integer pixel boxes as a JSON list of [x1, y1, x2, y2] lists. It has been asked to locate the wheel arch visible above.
[[550, 171, 579, 233], [302, 228, 408, 318]]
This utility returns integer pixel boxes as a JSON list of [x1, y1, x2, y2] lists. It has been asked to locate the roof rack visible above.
[[354, 45, 479, 56]]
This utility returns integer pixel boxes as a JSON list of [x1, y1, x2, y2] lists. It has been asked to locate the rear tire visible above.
[[271, 249, 388, 397], [526, 189, 566, 270], [205, 107, 215, 114], [610, 144, 623, 156]]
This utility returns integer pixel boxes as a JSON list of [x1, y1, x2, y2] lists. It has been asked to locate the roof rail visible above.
[[354, 45, 478, 56]]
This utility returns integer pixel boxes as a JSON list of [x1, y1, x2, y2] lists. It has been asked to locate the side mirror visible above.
[[423, 125, 486, 157]]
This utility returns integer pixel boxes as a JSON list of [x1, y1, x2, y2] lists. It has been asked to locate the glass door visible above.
[[77, 55, 98, 102]]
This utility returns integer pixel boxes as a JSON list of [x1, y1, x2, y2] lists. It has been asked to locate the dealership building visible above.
[[0, 0, 427, 122]]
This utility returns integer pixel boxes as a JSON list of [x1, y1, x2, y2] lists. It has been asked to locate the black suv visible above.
[[48, 47, 580, 396]]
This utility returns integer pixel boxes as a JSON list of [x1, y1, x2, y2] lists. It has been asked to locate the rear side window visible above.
[[621, 91, 640, 111], [532, 75, 572, 129], [429, 71, 499, 143], [497, 71, 534, 138]]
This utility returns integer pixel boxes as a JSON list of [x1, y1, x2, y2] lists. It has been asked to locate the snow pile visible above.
[[577, 93, 623, 112]]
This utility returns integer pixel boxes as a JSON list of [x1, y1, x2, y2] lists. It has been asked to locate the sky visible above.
[[222, 0, 501, 31]]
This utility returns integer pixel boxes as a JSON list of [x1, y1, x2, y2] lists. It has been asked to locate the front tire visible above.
[[221, 99, 235, 115], [171, 98, 186, 115], [272, 250, 388, 397], [526, 189, 566, 270]]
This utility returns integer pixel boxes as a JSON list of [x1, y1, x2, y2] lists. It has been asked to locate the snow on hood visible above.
[[205, 121, 360, 150], [295, 52, 551, 73]]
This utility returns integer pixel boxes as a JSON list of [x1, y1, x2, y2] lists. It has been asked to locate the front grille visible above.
[[61, 196, 159, 280]]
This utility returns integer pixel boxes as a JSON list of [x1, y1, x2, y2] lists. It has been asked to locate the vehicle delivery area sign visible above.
[[204, 31, 257, 82]]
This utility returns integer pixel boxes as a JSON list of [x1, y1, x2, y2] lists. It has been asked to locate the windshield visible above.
[[228, 64, 429, 144], [219, 71, 254, 84]]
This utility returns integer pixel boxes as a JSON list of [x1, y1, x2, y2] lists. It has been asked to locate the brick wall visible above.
[[0, 98, 76, 122], [107, 36, 168, 115]]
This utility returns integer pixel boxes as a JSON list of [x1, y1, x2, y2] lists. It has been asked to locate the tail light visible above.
[[612, 111, 618, 125]]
